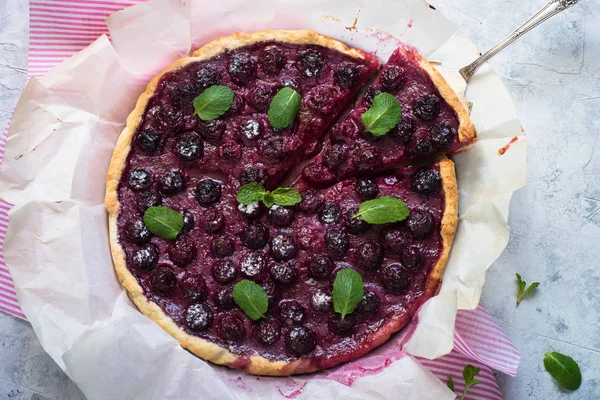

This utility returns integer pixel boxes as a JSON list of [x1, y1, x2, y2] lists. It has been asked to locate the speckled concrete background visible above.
[[0, 0, 598, 399]]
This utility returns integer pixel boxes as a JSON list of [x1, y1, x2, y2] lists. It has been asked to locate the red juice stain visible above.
[[276, 381, 308, 399], [498, 136, 518, 155], [407, 18, 413, 28]]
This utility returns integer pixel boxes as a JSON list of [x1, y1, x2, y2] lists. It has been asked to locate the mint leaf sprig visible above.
[[233, 280, 268, 320], [544, 351, 582, 391], [447, 364, 481, 400], [361, 92, 402, 136], [268, 87, 301, 129], [237, 183, 302, 208], [143, 206, 184, 240], [193, 85, 234, 120], [353, 196, 410, 224], [332, 269, 364, 319], [515, 273, 540, 307]]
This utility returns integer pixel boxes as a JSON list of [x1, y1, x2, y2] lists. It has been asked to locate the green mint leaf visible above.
[[446, 376, 455, 392], [361, 93, 402, 136], [233, 280, 268, 321], [237, 182, 266, 205], [332, 269, 364, 319], [353, 196, 410, 224], [544, 352, 582, 391], [271, 187, 302, 206], [459, 364, 481, 400], [516, 273, 540, 307], [143, 206, 184, 240], [268, 87, 301, 129], [193, 85, 234, 120], [263, 192, 275, 208]]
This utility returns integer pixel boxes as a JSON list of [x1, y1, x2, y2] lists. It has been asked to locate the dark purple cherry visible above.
[[307, 254, 333, 280], [229, 53, 257, 84], [279, 300, 306, 325], [240, 165, 264, 185], [298, 189, 323, 213], [324, 227, 349, 257], [125, 219, 151, 244], [363, 85, 382, 106], [269, 263, 297, 286], [134, 244, 158, 271], [219, 315, 245, 342], [249, 84, 275, 112], [382, 229, 409, 254], [268, 206, 295, 227], [430, 123, 457, 148], [128, 169, 152, 191], [238, 202, 263, 220], [196, 67, 221, 90], [402, 245, 421, 270], [202, 209, 224, 233], [179, 272, 207, 302], [262, 281, 279, 307], [261, 135, 286, 159], [160, 171, 186, 195], [212, 259, 237, 284], [334, 63, 360, 88], [296, 49, 324, 77], [345, 209, 370, 235], [356, 147, 382, 173], [413, 169, 441, 195], [407, 210, 434, 239], [410, 135, 433, 155], [319, 202, 341, 224], [357, 292, 380, 317], [171, 84, 196, 108], [253, 319, 281, 345], [180, 209, 194, 234], [195, 179, 221, 206], [137, 190, 162, 211], [324, 143, 348, 170], [381, 65, 404, 91], [270, 234, 297, 261], [305, 84, 342, 114], [261, 46, 286, 74], [151, 266, 177, 295], [311, 291, 332, 313], [389, 117, 416, 144], [176, 132, 203, 162], [220, 141, 241, 162], [197, 120, 225, 144], [214, 286, 235, 310], [286, 326, 316, 356], [329, 314, 356, 335], [240, 223, 269, 250], [212, 235, 235, 257], [355, 241, 383, 271], [137, 130, 163, 154], [381, 263, 411, 294], [185, 303, 213, 331], [240, 252, 265, 280], [414, 94, 441, 121], [169, 238, 197, 266], [355, 178, 379, 200]]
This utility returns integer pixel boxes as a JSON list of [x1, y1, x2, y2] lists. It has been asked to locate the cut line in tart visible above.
[[105, 30, 475, 376]]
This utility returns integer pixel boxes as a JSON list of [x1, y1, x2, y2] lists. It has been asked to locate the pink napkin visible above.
[[0, 1, 520, 398]]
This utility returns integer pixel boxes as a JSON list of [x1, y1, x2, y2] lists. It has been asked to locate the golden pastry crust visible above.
[[105, 30, 375, 377]]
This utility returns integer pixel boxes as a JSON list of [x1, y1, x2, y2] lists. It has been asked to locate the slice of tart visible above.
[[298, 46, 477, 188]]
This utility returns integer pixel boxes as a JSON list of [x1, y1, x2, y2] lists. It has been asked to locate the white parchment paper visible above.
[[0, 0, 526, 398]]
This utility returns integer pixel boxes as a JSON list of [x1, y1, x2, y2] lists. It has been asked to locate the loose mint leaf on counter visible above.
[[544, 352, 582, 391], [515, 273, 540, 307]]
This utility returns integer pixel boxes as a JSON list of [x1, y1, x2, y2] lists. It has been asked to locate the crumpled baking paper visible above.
[[0, 0, 526, 398]]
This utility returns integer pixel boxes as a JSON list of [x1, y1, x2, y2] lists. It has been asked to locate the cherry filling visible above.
[[115, 39, 451, 371]]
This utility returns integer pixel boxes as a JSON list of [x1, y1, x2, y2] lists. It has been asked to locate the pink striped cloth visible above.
[[0, 1, 519, 398]]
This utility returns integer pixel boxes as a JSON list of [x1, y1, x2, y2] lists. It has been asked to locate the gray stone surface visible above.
[[0, 0, 598, 399]]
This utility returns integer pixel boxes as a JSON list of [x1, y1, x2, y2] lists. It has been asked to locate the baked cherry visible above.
[[355, 178, 379, 200], [402, 245, 421, 270], [298, 189, 323, 213], [410, 135, 433, 155], [153, 106, 184, 132], [324, 227, 349, 257], [160, 171, 186, 195], [128, 169, 153, 191], [212, 259, 237, 284], [214, 286, 235, 310], [229, 53, 256, 84], [382, 229, 409, 254], [219, 315, 245, 342], [335, 63, 360, 88], [137, 190, 162, 211], [185, 303, 213, 331], [306, 84, 342, 114], [261, 46, 285, 74], [356, 147, 382, 173], [137, 130, 163, 154], [240, 252, 265, 280], [307, 254, 333, 280], [430, 123, 457, 148], [319, 202, 341, 224], [285, 326, 316, 356], [176, 132, 204, 162], [270, 234, 297, 261], [302, 162, 334, 186], [253, 319, 281, 345], [269, 262, 297, 286], [180, 209, 195, 234], [240, 223, 269, 250], [407, 210, 434, 239], [198, 120, 225, 144], [195, 179, 222, 206], [381, 263, 411, 294], [169, 238, 197, 266], [211, 235, 235, 257], [249, 84, 275, 112], [179, 272, 207, 302], [125, 219, 151, 244], [296, 49, 324, 77], [330, 314, 356, 335], [261, 135, 286, 160], [357, 292, 380, 317], [238, 202, 263, 220], [196, 67, 221, 90], [389, 117, 416, 144], [134, 244, 159, 271], [151, 266, 177, 295], [381, 65, 404, 91], [240, 165, 264, 185], [220, 141, 241, 162], [171, 84, 196, 108], [345, 209, 370, 235], [412, 168, 441, 195], [311, 291, 332, 313], [268, 206, 295, 227], [324, 143, 348, 170], [262, 281, 279, 307], [279, 300, 306, 325], [329, 119, 359, 143], [355, 241, 383, 271], [414, 94, 441, 121], [202, 208, 224, 233], [363, 85, 382, 106]]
